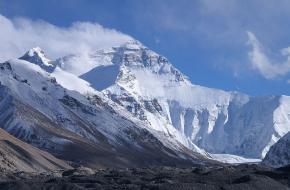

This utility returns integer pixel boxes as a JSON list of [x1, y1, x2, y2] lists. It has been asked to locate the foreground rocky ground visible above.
[[0, 164, 290, 190]]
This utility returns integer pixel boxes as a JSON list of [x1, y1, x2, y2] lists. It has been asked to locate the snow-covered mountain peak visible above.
[[51, 40, 190, 94], [61, 41, 290, 160], [28, 47, 45, 56], [106, 41, 191, 89], [9, 42, 290, 162], [0, 52, 211, 168], [19, 47, 55, 72], [113, 40, 184, 75]]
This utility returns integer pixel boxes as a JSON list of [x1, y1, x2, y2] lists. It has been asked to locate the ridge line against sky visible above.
[[1, 0, 290, 96]]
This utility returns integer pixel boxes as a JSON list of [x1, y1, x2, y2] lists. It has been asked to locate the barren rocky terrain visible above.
[[0, 128, 71, 173], [0, 164, 290, 190]]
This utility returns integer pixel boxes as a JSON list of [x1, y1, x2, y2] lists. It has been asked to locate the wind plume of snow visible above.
[[0, 14, 132, 62]]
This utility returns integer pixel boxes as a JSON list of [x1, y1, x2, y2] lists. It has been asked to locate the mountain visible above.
[[263, 131, 290, 167], [19, 47, 55, 72], [0, 52, 212, 169], [0, 128, 71, 172], [2, 38, 290, 168], [54, 40, 290, 159]]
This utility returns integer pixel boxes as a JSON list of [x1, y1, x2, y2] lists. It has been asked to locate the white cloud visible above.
[[247, 31, 290, 79], [0, 15, 133, 62]]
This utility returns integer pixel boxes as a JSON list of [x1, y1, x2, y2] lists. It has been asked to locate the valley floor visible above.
[[0, 164, 290, 190]]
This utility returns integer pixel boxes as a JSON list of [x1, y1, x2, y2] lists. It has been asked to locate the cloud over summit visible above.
[[0, 15, 132, 62]]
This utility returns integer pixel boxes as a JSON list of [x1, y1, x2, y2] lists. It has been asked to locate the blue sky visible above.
[[1, 0, 290, 96]]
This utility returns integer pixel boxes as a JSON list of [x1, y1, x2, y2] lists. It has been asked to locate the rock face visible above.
[[263, 132, 290, 167], [0, 128, 71, 172], [0, 55, 211, 169], [54, 40, 290, 159]]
